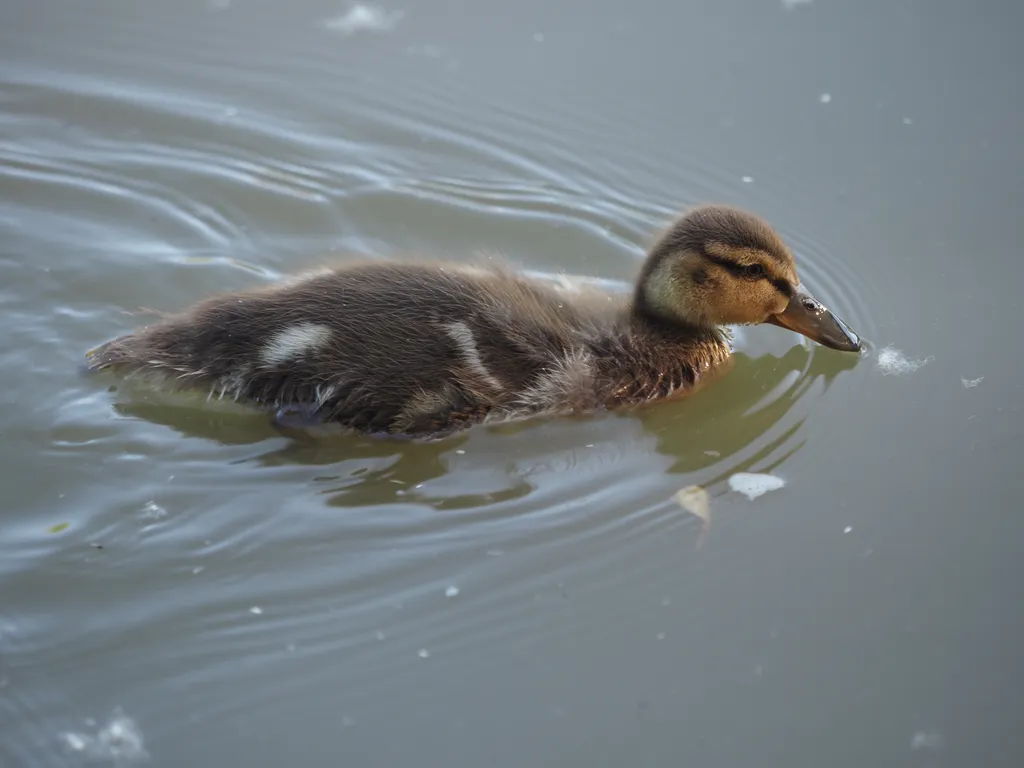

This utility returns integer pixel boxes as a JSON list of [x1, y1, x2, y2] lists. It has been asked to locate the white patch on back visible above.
[[443, 321, 504, 392], [261, 322, 332, 367]]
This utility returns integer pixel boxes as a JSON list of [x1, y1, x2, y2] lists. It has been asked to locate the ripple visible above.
[[779, 219, 879, 346], [0, 23, 877, 759]]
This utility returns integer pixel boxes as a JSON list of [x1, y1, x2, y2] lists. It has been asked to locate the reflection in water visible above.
[[107, 340, 860, 521], [3, 0, 1020, 764], [648, 343, 860, 477]]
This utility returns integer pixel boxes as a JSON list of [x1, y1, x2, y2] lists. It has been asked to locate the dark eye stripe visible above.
[[701, 251, 749, 277], [701, 249, 794, 297]]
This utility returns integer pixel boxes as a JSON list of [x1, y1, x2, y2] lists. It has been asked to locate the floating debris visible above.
[[876, 346, 932, 375], [843, 526, 853, 534], [962, 376, 984, 388], [819, 93, 832, 104], [60, 708, 148, 763], [140, 501, 166, 520], [729, 472, 785, 500], [323, 4, 403, 35], [417, 648, 430, 659], [46, 522, 70, 534], [249, 606, 263, 615], [741, 175, 754, 183], [674, 485, 710, 532], [445, 585, 460, 598]]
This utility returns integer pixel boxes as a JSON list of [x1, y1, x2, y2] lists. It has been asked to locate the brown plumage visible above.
[[86, 205, 862, 437]]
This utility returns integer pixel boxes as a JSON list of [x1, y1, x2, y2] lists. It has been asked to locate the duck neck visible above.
[[627, 296, 727, 348]]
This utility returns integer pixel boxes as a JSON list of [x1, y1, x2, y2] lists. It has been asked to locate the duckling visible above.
[[86, 204, 862, 437]]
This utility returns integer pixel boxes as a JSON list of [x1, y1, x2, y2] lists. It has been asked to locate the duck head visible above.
[[633, 204, 862, 352]]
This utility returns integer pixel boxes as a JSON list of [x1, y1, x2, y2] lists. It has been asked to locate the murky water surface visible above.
[[2, 0, 1022, 765]]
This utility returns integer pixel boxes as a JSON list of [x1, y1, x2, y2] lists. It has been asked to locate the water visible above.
[[2, 0, 1022, 765]]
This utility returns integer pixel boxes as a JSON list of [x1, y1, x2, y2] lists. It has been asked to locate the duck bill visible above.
[[766, 289, 862, 352]]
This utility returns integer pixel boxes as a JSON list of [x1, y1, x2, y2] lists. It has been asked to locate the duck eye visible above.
[[744, 263, 765, 278]]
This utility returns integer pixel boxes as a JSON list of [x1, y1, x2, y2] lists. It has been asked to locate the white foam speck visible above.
[[455, 449, 466, 455], [374, 630, 386, 641], [418, 648, 430, 658], [655, 632, 667, 641], [741, 175, 754, 183], [63, 732, 88, 751], [250, 606, 263, 615], [61, 708, 148, 763], [140, 501, 166, 520], [445, 585, 460, 598], [876, 346, 932, 375], [323, 5, 403, 35], [843, 526, 853, 534], [819, 92, 832, 104], [533, 32, 545, 42], [729, 472, 785, 500], [191, 566, 204, 575], [902, 117, 914, 125], [962, 376, 984, 388]]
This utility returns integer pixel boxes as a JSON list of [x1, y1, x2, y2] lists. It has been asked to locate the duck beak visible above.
[[766, 288, 862, 352]]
